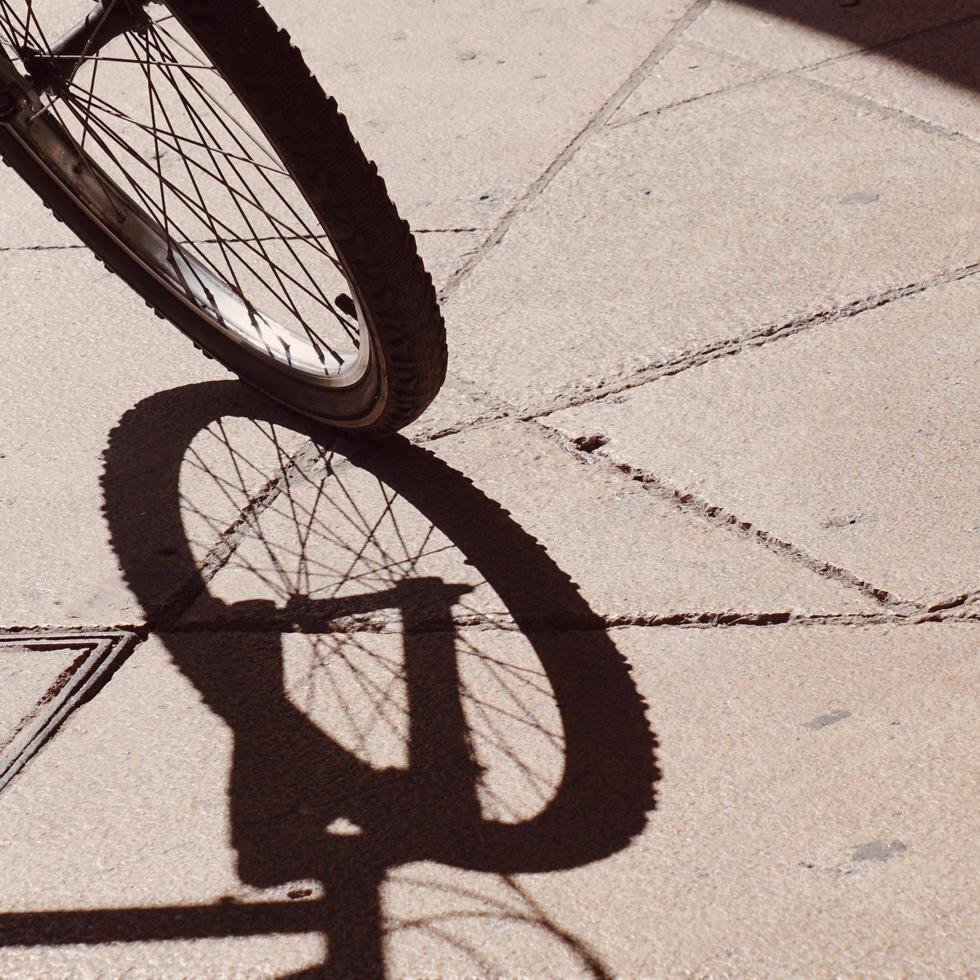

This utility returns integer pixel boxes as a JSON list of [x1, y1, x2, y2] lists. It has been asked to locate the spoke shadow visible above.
[[0, 381, 658, 978]]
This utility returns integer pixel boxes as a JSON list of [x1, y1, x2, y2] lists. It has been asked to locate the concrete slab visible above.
[[0, 624, 975, 976], [686, 0, 980, 72], [446, 72, 980, 412], [808, 18, 980, 142], [0, 248, 314, 628], [0, 636, 325, 978], [545, 274, 980, 607], [0, 632, 137, 794], [260, 0, 690, 231], [179, 419, 876, 631], [609, 39, 764, 127]]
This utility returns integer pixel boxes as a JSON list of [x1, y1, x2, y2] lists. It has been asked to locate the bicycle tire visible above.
[[0, 0, 446, 434]]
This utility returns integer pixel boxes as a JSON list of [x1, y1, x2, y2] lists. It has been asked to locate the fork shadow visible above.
[[0, 381, 659, 977]]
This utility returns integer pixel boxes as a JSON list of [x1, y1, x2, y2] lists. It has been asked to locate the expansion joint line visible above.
[[437, 0, 713, 306], [427, 257, 980, 439], [2, 605, 975, 640], [157, 606, 976, 636], [528, 418, 924, 613], [520, 261, 980, 421]]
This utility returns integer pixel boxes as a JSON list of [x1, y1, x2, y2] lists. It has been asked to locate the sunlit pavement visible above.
[[0, 1, 977, 976]]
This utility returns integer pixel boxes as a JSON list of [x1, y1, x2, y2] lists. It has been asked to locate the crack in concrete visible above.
[[532, 420, 921, 612], [606, 71, 772, 131], [0, 228, 489, 256], [437, 0, 713, 306], [414, 227, 488, 235], [0, 243, 86, 252], [413, 409, 510, 443], [0, 623, 149, 638], [925, 588, 980, 614]]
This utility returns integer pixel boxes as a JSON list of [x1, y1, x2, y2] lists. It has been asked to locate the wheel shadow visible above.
[[0, 381, 659, 978]]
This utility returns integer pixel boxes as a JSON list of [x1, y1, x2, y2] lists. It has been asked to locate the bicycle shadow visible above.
[[0, 381, 659, 978]]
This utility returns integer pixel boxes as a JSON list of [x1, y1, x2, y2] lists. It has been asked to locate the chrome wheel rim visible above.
[[0, 0, 371, 386]]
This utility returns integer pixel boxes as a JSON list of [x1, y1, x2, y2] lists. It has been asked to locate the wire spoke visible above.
[[0, 0, 363, 367], [41, 52, 218, 70], [65, 81, 291, 177], [148, 27, 345, 267], [144, 27, 358, 345], [146, 28, 357, 343]]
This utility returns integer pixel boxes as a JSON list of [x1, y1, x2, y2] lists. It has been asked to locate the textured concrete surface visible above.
[[0, 0, 978, 975], [260, 0, 690, 231], [0, 250, 310, 627], [686, 0, 980, 72], [808, 16, 980, 142], [0, 626, 976, 977], [609, 39, 764, 126], [447, 70, 980, 410]]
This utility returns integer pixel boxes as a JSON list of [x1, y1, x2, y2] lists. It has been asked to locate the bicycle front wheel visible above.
[[0, 0, 446, 433]]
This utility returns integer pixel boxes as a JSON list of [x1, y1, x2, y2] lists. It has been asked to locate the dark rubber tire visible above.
[[0, 0, 447, 434]]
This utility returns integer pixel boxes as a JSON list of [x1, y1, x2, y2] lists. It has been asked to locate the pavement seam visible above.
[[793, 68, 980, 151], [436, 0, 713, 306], [3, 607, 976, 637], [0, 631, 139, 793], [609, 14, 980, 146], [0, 242, 87, 252], [414, 227, 488, 235], [436, 260, 979, 428], [413, 404, 511, 443], [0, 228, 490, 255], [528, 419, 922, 613], [511, 261, 980, 421], [149, 442, 323, 632], [606, 70, 774, 131]]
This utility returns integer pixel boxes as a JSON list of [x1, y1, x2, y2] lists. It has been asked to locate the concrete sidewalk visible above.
[[0, 0, 978, 976]]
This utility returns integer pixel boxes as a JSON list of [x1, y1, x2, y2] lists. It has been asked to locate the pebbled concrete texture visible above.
[[0, 0, 978, 975]]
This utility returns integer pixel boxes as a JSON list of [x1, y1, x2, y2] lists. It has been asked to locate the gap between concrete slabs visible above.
[[0, 631, 138, 793]]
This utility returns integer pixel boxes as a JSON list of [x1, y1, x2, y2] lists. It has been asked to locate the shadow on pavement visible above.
[[0, 381, 658, 978], [732, 0, 980, 92]]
